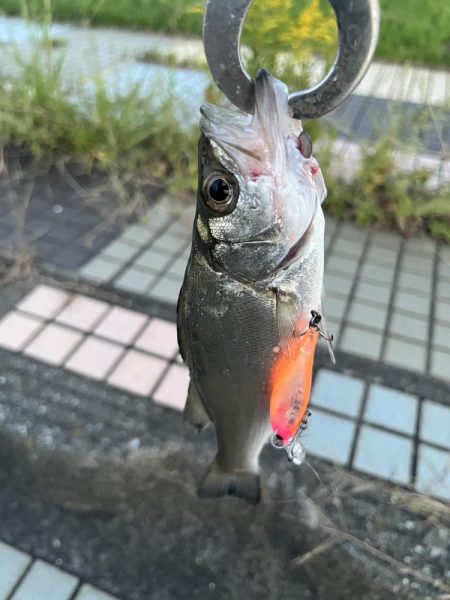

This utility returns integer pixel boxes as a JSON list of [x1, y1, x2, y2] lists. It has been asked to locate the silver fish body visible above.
[[177, 71, 328, 504]]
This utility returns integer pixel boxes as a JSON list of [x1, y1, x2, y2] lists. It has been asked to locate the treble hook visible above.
[[203, 0, 380, 119]]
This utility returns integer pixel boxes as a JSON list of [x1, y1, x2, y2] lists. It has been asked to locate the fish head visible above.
[[195, 70, 326, 282]]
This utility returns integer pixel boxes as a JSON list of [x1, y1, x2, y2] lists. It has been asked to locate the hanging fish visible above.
[[177, 71, 332, 503], [178, 0, 379, 504]]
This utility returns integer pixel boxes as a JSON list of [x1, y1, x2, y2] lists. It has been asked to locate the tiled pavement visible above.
[[0, 284, 187, 403], [0, 284, 449, 502], [78, 197, 450, 382], [0, 166, 160, 271], [0, 539, 119, 600]]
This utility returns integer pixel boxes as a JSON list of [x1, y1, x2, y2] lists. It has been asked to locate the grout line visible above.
[[67, 581, 83, 600], [378, 236, 405, 361], [347, 382, 370, 468], [425, 241, 440, 374], [5, 558, 35, 600], [145, 237, 191, 296], [334, 230, 372, 351], [108, 214, 181, 291], [410, 397, 424, 485]]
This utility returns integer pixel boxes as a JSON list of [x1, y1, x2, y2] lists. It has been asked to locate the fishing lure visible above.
[[270, 310, 333, 464]]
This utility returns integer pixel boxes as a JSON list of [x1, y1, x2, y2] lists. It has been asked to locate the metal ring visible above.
[[203, 0, 380, 119]]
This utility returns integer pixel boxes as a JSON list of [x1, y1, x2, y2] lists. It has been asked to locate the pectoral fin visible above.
[[183, 381, 211, 431]]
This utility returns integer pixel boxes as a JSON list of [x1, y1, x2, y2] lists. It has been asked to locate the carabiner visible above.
[[203, 0, 380, 119]]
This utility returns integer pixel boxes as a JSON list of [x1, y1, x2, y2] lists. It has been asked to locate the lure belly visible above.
[[270, 325, 318, 445]]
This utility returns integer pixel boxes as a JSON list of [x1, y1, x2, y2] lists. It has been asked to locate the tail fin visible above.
[[198, 461, 261, 504]]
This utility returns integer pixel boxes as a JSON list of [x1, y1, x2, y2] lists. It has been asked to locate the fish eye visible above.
[[203, 172, 239, 214]]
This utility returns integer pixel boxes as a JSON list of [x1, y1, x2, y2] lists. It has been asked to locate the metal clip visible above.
[[203, 0, 380, 119]]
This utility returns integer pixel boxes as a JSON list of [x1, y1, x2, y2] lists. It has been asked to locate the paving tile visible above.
[[135, 318, 179, 358], [50, 246, 92, 270], [336, 222, 367, 243], [331, 238, 364, 259], [310, 369, 364, 418], [108, 350, 167, 396], [359, 263, 394, 285], [153, 363, 189, 411], [119, 224, 155, 246], [47, 225, 86, 243], [17, 285, 69, 319], [324, 296, 347, 321], [326, 255, 359, 275], [148, 276, 182, 304], [167, 256, 188, 279], [354, 280, 391, 305], [94, 306, 148, 345], [56, 295, 109, 331], [415, 444, 450, 502], [24, 324, 83, 366], [364, 384, 418, 435], [101, 240, 139, 263], [165, 219, 192, 239], [436, 278, 450, 300], [365, 245, 397, 266], [389, 311, 428, 342], [420, 400, 450, 449], [398, 270, 432, 294], [353, 425, 413, 485], [430, 349, 450, 380], [75, 583, 120, 600], [433, 322, 450, 351], [434, 300, 450, 324], [339, 326, 383, 360], [348, 301, 387, 330], [393, 290, 430, 316], [153, 233, 188, 253], [0, 310, 44, 352], [383, 337, 426, 372], [401, 254, 434, 274], [370, 230, 402, 250], [12, 559, 78, 600], [66, 337, 124, 380], [114, 267, 158, 294], [304, 409, 356, 465], [79, 256, 123, 283], [323, 273, 353, 297], [31, 236, 61, 259], [0, 540, 32, 600], [133, 248, 173, 271], [323, 317, 341, 341], [437, 262, 450, 284], [403, 237, 436, 258]]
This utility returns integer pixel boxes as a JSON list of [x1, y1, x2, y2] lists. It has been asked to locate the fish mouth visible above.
[[277, 235, 305, 270]]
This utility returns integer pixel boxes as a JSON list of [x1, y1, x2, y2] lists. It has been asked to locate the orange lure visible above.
[[269, 312, 323, 445]]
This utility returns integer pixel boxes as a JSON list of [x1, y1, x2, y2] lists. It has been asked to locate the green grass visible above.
[[1, 0, 449, 67], [377, 0, 450, 66]]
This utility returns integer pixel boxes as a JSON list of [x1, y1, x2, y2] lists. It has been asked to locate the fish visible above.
[[177, 69, 332, 504]]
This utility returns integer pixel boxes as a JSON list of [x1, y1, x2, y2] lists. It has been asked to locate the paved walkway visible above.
[[0, 15, 449, 169], [0, 282, 449, 500], [0, 539, 119, 600]]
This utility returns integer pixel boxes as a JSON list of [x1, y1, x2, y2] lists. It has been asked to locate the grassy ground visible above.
[[1, 0, 449, 68]]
